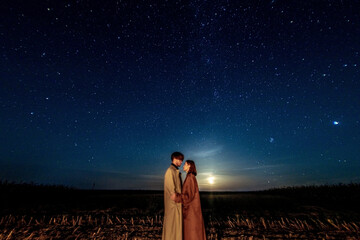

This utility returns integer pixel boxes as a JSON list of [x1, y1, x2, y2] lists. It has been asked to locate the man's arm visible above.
[[164, 169, 177, 196]]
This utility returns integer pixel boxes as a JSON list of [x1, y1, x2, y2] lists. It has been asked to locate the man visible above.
[[162, 152, 184, 240]]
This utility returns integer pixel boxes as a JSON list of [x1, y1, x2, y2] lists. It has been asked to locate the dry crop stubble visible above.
[[0, 213, 360, 239]]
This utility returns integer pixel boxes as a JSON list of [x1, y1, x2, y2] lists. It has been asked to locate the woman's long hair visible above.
[[186, 160, 197, 176]]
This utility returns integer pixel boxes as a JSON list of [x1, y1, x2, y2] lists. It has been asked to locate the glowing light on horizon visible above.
[[207, 176, 215, 185]]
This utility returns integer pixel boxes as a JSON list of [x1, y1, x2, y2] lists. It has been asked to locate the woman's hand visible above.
[[170, 193, 181, 203]]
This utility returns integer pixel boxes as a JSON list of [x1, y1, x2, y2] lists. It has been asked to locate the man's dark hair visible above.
[[171, 152, 184, 161]]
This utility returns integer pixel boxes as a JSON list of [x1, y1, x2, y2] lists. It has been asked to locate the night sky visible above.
[[1, 0, 359, 191]]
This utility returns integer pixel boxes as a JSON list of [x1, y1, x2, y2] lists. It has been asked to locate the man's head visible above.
[[171, 152, 184, 167]]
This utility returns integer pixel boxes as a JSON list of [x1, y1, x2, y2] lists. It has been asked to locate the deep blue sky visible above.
[[1, 0, 359, 191]]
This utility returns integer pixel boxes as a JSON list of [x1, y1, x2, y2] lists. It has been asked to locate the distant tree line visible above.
[[264, 182, 360, 193], [0, 179, 75, 192], [262, 183, 360, 203]]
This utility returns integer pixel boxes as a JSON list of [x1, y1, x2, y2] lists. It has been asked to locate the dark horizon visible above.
[[1, 0, 360, 191], [1, 178, 359, 193]]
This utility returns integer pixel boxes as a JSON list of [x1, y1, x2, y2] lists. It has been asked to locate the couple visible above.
[[162, 152, 207, 240]]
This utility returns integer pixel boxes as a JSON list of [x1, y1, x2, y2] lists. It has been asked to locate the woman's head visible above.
[[183, 160, 197, 176]]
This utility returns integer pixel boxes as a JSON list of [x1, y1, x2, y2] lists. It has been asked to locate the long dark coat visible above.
[[175, 173, 206, 240]]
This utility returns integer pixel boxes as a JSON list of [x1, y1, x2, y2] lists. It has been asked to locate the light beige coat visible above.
[[162, 164, 182, 240]]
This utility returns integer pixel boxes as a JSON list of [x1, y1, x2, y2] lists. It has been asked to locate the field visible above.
[[1, 181, 360, 239]]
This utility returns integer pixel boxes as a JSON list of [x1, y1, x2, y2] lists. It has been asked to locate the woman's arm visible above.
[[181, 176, 196, 204]]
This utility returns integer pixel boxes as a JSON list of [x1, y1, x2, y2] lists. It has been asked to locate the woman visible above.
[[171, 160, 207, 240]]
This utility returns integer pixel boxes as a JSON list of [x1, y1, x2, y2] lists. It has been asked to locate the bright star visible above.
[[333, 121, 339, 125]]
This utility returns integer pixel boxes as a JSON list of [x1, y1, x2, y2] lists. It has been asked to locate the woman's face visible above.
[[183, 162, 190, 172]]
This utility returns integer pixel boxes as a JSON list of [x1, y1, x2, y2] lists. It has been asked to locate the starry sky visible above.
[[1, 0, 359, 191]]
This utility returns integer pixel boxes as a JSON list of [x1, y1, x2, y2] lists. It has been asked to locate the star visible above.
[[1, 0, 359, 191]]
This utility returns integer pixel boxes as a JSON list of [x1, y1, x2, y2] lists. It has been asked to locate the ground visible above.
[[1, 183, 360, 239]]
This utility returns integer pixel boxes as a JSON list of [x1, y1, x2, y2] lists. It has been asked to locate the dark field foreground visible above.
[[1, 182, 360, 239]]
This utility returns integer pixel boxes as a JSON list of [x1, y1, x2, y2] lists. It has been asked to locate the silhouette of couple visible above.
[[162, 152, 207, 240]]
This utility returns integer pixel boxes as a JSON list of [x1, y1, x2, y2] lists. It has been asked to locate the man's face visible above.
[[173, 158, 183, 167]]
